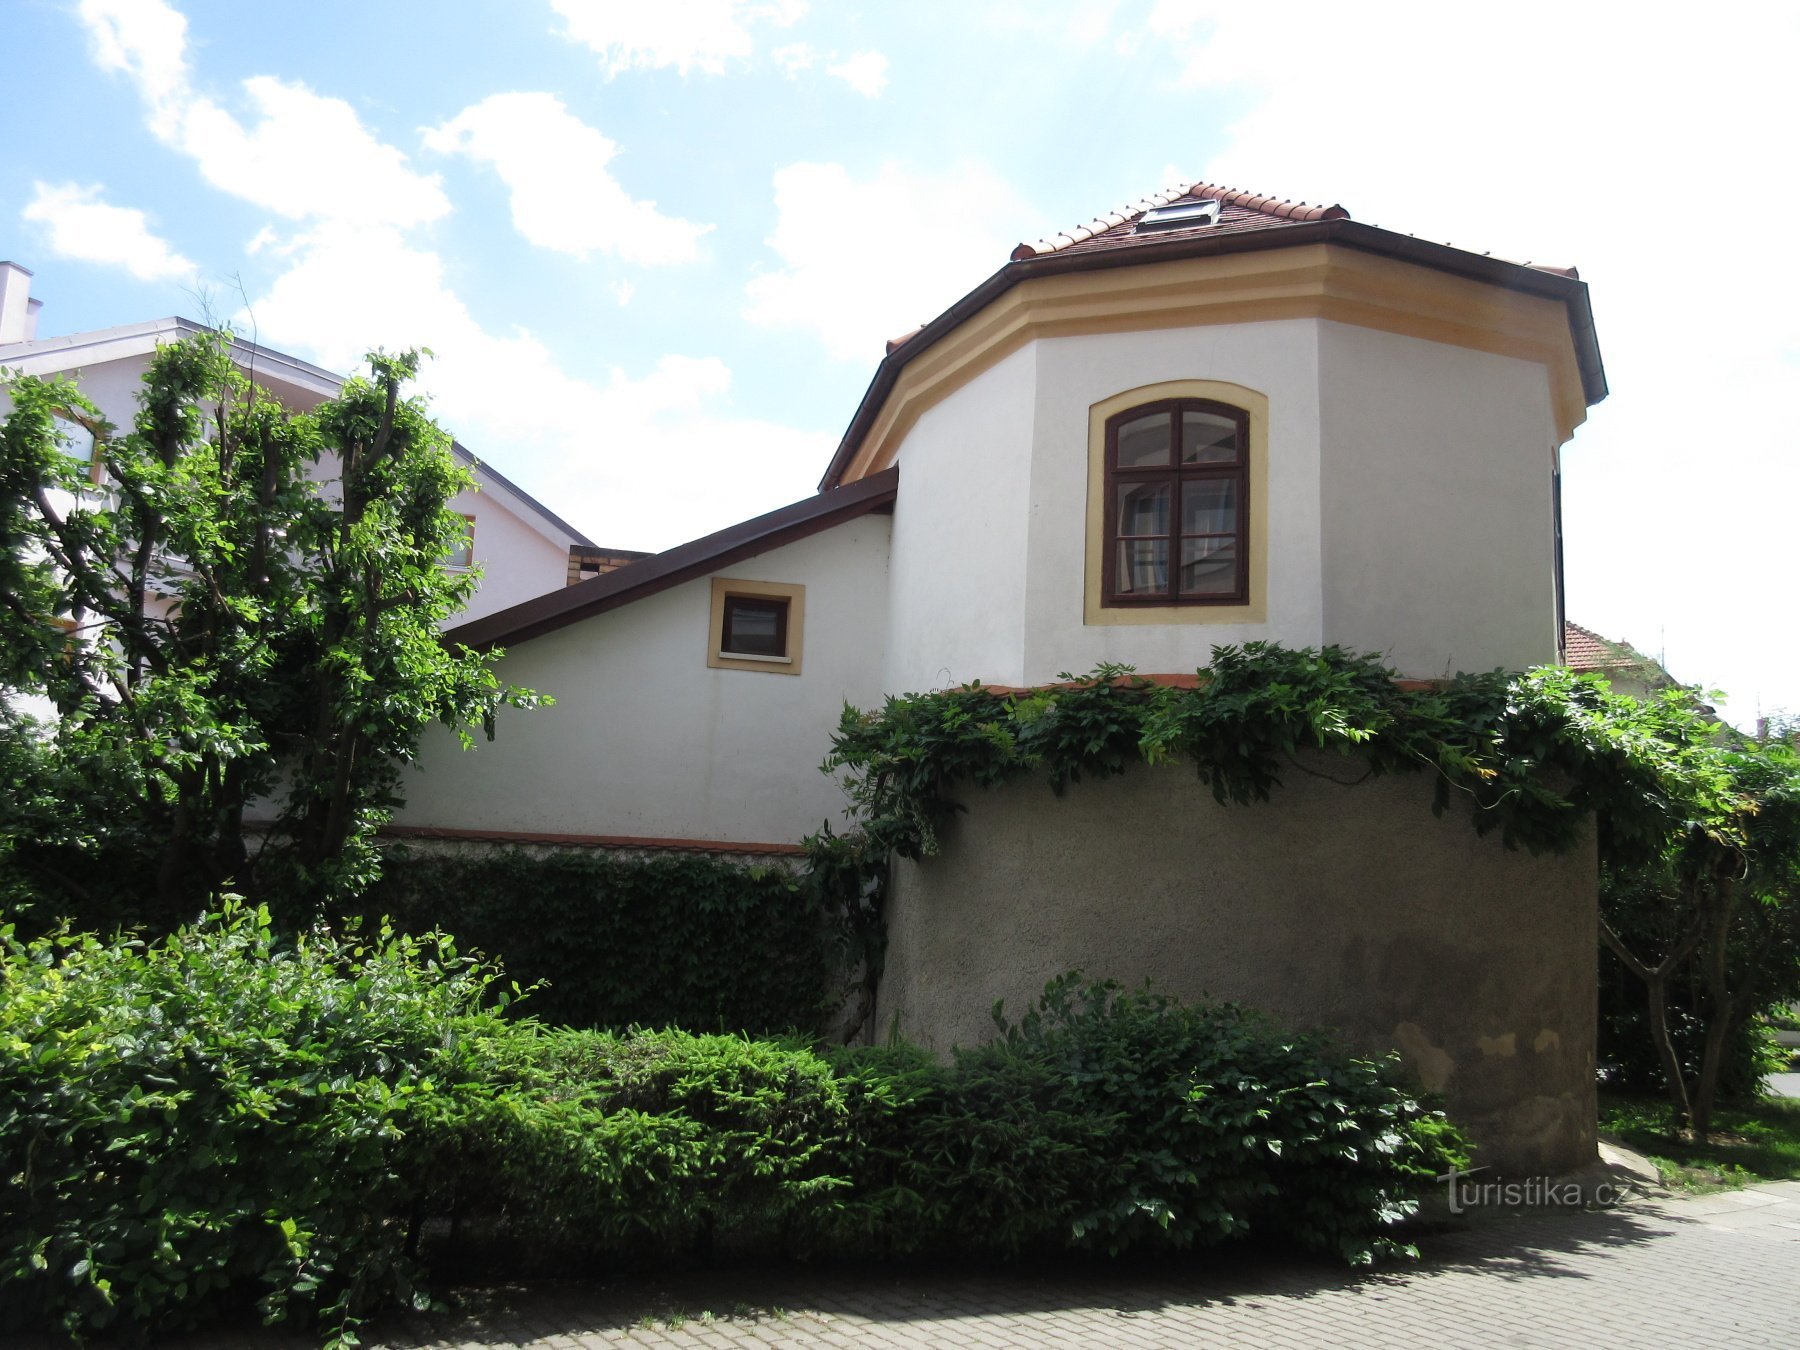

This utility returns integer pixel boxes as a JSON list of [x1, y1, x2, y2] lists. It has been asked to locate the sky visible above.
[[2, 0, 1796, 723]]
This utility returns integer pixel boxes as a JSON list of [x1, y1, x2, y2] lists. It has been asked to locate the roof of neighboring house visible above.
[[1564, 621, 1668, 678], [1, 313, 601, 551], [0, 315, 342, 400], [820, 178, 1608, 490], [445, 466, 900, 651]]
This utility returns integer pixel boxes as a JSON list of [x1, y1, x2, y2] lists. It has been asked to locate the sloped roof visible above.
[[1564, 621, 1662, 675], [445, 467, 899, 651], [822, 176, 1608, 489], [1010, 181, 1349, 262]]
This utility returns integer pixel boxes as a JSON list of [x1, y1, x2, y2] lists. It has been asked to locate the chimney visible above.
[[0, 262, 37, 344]]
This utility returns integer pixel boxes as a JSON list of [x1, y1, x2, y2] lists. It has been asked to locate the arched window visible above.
[[1102, 398, 1249, 606]]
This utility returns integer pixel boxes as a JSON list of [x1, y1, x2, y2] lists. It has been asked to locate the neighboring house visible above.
[[394, 179, 1606, 853], [0, 261, 635, 626], [1563, 619, 1676, 700]]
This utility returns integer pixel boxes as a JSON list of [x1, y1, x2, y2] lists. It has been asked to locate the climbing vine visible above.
[[820, 641, 1685, 865]]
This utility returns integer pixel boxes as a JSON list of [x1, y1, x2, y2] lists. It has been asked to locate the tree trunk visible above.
[[1643, 970, 1694, 1133]]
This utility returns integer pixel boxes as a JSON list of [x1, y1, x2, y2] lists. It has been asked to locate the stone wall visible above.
[[875, 760, 1597, 1175]]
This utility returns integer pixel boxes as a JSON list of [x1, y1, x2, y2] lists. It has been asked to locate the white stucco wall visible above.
[[446, 484, 572, 623], [394, 514, 892, 845], [1317, 321, 1560, 675], [1023, 320, 1326, 680], [882, 345, 1036, 691], [881, 313, 1563, 689]]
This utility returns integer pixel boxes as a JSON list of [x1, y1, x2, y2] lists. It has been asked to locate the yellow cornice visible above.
[[837, 244, 1588, 485]]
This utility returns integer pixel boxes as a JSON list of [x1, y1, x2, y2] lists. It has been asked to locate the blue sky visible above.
[[4, 0, 1797, 722]]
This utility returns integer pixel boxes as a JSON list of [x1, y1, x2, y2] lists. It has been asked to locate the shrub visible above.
[[0, 903, 508, 1343], [1, 907, 1463, 1342], [815, 977, 1463, 1264], [358, 848, 845, 1035], [438, 1027, 855, 1260]]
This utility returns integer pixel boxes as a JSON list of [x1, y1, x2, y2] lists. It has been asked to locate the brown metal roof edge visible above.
[[450, 441, 599, 549], [446, 466, 900, 651], [818, 218, 1607, 491]]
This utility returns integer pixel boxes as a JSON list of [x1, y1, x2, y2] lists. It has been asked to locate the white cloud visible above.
[[827, 51, 888, 97], [771, 42, 815, 77], [22, 181, 197, 282], [244, 224, 828, 548], [422, 93, 711, 264], [76, 0, 189, 134], [550, 0, 806, 75], [71, 0, 823, 548], [75, 0, 448, 230], [180, 77, 450, 228], [1122, 0, 1800, 724], [745, 160, 1036, 361]]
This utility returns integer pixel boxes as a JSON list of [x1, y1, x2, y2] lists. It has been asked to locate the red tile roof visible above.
[[1564, 621, 1643, 672], [1010, 181, 1349, 263]]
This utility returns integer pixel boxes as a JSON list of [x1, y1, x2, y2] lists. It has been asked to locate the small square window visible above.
[[721, 595, 788, 658], [708, 577, 805, 675]]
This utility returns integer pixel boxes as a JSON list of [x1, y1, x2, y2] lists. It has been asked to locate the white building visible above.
[[0, 260, 636, 627], [390, 180, 1606, 855]]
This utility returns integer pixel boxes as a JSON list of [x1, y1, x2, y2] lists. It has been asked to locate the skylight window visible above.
[[1136, 199, 1221, 233]]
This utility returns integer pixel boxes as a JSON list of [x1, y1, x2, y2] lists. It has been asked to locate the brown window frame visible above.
[[719, 593, 790, 659], [1101, 397, 1250, 607]]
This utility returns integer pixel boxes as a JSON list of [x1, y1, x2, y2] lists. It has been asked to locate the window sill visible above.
[[717, 650, 792, 664]]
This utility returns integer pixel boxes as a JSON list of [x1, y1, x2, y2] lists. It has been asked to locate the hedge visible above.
[[1, 908, 1466, 1344], [357, 847, 847, 1034]]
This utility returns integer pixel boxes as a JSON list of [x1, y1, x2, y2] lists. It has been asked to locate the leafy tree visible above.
[[0, 333, 534, 924], [1532, 682, 1800, 1139]]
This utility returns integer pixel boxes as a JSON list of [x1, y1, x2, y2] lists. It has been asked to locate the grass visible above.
[[1599, 1089, 1800, 1192]]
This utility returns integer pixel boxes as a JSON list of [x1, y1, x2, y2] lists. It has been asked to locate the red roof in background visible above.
[[1564, 621, 1641, 672]]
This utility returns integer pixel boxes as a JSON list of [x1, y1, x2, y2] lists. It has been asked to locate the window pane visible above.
[[722, 597, 786, 656], [1181, 411, 1239, 464], [1116, 482, 1169, 537], [1180, 479, 1237, 535], [1115, 539, 1169, 595], [1116, 412, 1171, 467], [443, 516, 474, 569], [1179, 538, 1238, 595], [52, 413, 96, 466]]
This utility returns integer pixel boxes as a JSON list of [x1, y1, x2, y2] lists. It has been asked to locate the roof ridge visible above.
[[1011, 178, 1351, 262], [1187, 182, 1350, 223], [1010, 180, 1193, 261]]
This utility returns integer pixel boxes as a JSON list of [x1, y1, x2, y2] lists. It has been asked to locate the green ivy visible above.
[[822, 642, 1684, 864]]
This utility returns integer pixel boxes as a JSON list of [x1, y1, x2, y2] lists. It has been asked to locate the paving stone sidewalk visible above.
[[77, 1180, 1800, 1348], [352, 1180, 1800, 1348]]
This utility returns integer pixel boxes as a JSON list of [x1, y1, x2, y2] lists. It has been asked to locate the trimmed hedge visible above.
[[2, 909, 1467, 1344], [358, 848, 845, 1034]]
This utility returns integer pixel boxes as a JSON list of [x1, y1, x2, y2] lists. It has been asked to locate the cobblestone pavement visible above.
[[353, 1180, 1800, 1348], [78, 1180, 1800, 1348]]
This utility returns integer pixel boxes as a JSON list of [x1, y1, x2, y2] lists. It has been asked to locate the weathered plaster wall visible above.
[[876, 761, 1597, 1175], [394, 514, 890, 845], [1317, 320, 1560, 676]]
